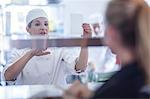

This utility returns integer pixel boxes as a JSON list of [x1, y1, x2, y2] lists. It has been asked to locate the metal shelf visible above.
[[8, 37, 104, 49]]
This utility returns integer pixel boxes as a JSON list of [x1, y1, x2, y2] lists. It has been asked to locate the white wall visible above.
[[62, 0, 110, 34], [145, 0, 150, 6]]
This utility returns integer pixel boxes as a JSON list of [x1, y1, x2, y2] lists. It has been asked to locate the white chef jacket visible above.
[[87, 46, 118, 73], [2, 47, 78, 86]]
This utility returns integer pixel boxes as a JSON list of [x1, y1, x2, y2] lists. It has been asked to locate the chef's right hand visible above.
[[29, 49, 50, 56]]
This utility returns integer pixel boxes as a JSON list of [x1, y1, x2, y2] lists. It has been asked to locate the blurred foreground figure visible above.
[[63, 0, 150, 98]]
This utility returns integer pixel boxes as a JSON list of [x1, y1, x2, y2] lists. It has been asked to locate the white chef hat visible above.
[[26, 9, 48, 26]]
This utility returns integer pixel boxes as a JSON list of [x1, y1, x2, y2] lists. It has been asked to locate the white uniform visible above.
[[87, 46, 119, 73], [2, 47, 78, 86]]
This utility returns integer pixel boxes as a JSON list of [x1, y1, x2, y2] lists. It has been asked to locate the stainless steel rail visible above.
[[9, 37, 104, 49]]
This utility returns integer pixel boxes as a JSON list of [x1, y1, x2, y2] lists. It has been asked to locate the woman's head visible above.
[[105, 0, 150, 75], [105, 0, 145, 52], [26, 9, 49, 35]]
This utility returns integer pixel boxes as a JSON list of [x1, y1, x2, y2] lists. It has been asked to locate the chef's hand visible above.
[[82, 23, 92, 38], [29, 49, 50, 56]]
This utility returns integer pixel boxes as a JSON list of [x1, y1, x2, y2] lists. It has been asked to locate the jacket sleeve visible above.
[[61, 47, 80, 74]]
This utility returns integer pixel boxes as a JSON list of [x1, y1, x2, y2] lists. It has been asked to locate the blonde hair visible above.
[[106, 0, 145, 48], [106, 0, 150, 82], [137, 1, 150, 83]]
